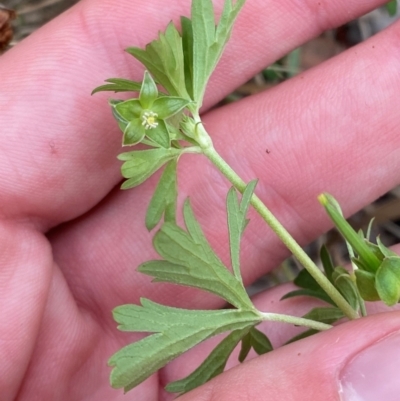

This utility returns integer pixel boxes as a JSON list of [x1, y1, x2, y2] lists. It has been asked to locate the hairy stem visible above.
[[195, 123, 358, 320], [258, 312, 332, 331]]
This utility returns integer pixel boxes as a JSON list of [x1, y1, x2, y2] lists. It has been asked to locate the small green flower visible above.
[[111, 71, 190, 148]]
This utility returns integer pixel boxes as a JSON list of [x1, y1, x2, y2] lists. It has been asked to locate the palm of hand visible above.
[[1, 1, 400, 400]]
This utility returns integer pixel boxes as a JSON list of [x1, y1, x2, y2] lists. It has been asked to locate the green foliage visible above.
[[92, 78, 143, 94], [281, 266, 336, 306], [165, 329, 249, 395], [302, 307, 344, 324], [145, 159, 177, 230], [319, 193, 381, 272], [191, 0, 246, 107], [109, 189, 267, 392], [109, 300, 261, 391], [319, 193, 400, 307], [227, 180, 257, 280], [127, 22, 190, 100], [118, 148, 181, 189], [375, 257, 400, 306], [109, 0, 246, 110], [140, 198, 253, 310], [95, 0, 398, 395]]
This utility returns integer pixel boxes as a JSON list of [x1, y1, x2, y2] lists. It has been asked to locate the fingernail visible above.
[[339, 332, 400, 400]]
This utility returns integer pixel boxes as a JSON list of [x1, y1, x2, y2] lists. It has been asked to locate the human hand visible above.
[[1, 0, 400, 400]]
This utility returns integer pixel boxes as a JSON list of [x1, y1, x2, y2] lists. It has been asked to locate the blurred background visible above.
[[1, 0, 400, 290]]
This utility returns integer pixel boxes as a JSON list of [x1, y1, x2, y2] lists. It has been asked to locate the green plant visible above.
[[93, 0, 400, 395]]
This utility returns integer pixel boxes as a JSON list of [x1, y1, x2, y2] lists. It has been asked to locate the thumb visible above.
[[181, 311, 400, 401]]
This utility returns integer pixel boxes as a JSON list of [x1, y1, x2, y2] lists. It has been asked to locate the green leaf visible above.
[[386, 0, 397, 16], [140, 200, 253, 308], [281, 289, 336, 306], [166, 328, 248, 394], [191, 0, 215, 104], [118, 148, 181, 189], [109, 299, 260, 391], [126, 22, 189, 99], [139, 71, 158, 109], [238, 331, 252, 362], [181, 16, 194, 100], [140, 201, 253, 309], [376, 256, 400, 306], [227, 180, 257, 281], [355, 269, 380, 301], [249, 327, 273, 355], [145, 159, 178, 231], [92, 78, 143, 95], [320, 245, 334, 281], [152, 96, 190, 119], [191, 0, 246, 106], [332, 267, 359, 311], [319, 193, 381, 272], [302, 307, 344, 324], [293, 268, 321, 291]]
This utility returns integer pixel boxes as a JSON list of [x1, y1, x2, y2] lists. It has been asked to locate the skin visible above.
[[1, 0, 400, 400]]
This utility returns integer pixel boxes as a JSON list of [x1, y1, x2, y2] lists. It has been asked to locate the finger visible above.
[[0, 223, 52, 399], [50, 21, 400, 315], [178, 311, 400, 401], [0, 0, 390, 229]]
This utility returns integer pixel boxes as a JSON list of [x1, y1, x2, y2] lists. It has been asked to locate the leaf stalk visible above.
[[258, 312, 332, 331]]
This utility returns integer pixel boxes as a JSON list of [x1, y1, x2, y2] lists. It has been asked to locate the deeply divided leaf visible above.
[[126, 22, 189, 100], [140, 200, 253, 309], [109, 299, 260, 391], [118, 148, 181, 189]]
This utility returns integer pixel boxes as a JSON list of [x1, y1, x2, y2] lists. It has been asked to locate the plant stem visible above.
[[197, 127, 358, 320], [258, 312, 332, 331]]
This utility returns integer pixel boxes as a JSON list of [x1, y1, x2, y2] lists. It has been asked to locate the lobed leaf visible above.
[[126, 22, 189, 100], [118, 148, 181, 189], [109, 299, 260, 391], [142, 207, 252, 309]]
